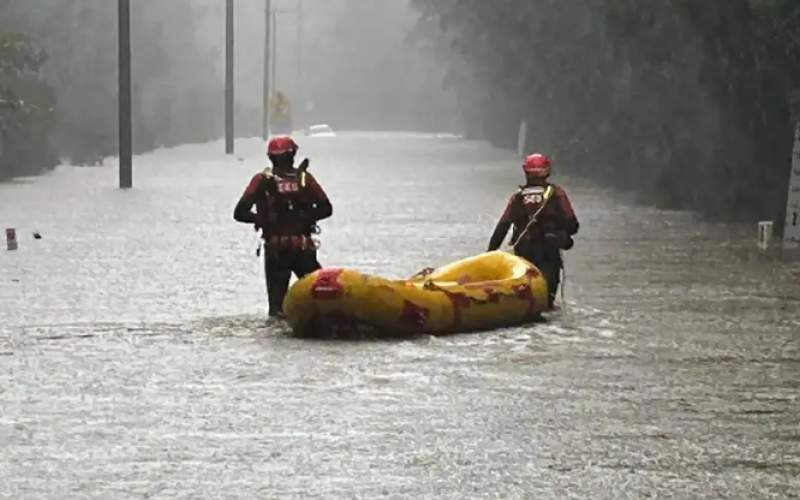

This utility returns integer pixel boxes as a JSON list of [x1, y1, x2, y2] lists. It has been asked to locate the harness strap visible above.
[[509, 185, 555, 247], [262, 168, 307, 188]]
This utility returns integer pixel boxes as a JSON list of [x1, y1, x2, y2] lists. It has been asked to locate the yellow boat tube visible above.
[[283, 251, 549, 336]]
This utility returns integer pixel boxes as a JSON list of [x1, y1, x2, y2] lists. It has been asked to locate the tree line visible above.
[[0, 31, 55, 179], [0, 0, 227, 181], [411, 0, 800, 224], [0, 0, 458, 182]]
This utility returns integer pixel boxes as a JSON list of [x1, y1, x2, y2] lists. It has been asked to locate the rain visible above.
[[2, 1, 800, 498]]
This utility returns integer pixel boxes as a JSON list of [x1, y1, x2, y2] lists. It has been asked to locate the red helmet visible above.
[[523, 153, 552, 178], [267, 136, 298, 156]]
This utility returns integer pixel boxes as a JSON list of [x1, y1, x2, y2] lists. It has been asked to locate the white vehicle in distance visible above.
[[305, 124, 336, 137]]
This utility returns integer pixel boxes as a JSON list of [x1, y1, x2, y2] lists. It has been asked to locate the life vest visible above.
[[260, 169, 315, 246], [519, 185, 554, 217], [512, 185, 556, 244]]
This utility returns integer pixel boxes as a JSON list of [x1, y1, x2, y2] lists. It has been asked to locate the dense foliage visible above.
[[0, 0, 456, 181], [0, 32, 56, 179], [0, 0, 221, 179], [411, 0, 800, 223]]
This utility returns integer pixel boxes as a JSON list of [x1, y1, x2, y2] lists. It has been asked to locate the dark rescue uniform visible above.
[[488, 183, 578, 307], [234, 168, 332, 316]]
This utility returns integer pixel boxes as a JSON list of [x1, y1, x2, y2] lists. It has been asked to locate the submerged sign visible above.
[[785, 122, 800, 247]]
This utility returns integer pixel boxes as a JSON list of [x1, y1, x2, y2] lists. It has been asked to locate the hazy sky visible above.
[[201, 0, 458, 130]]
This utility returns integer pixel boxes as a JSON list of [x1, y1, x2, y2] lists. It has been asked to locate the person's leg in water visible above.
[[264, 251, 292, 317], [539, 257, 561, 308], [541, 245, 564, 308], [518, 245, 561, 309], [291, 250, 322, 279]]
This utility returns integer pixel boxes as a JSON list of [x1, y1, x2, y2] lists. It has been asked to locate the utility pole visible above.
[[785, 121, 800, 248], [271, 11, 278, 99], [297, 0, 303, 126], [225, 0, 234, 154], [265, 4, 301, 137], [118, 0, 132, 189], [263, 0, 272, 140], [783, 90, 800, 252]]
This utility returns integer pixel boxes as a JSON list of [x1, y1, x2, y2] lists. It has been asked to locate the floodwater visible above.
[[2, 134, 799, 499]]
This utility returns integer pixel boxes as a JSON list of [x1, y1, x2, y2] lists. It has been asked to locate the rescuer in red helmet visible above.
[[234, 135, 333, 318], [488, 153, 579, 309]]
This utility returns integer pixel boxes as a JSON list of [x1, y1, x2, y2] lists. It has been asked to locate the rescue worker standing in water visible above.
[[234, 136, 333, 318], [488, 153, 579, 309]]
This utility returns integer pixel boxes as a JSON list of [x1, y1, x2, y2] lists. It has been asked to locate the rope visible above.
[[505, 186, 554, 250], [508, 209, 542, 248], [560, 250, 567, 309]]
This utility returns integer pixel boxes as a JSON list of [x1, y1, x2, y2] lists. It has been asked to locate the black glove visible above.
[[545, 232, 574, 250]]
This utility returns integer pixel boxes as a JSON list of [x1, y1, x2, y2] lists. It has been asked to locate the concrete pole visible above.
[[271, 11, 278, 98], [118, 0, 132, 189], [297, 0, 303, 126], [784, 121, 800, 247], [225, 0, 234, 154], [783, 90, 800, 249], [263, 0, 271, 140]]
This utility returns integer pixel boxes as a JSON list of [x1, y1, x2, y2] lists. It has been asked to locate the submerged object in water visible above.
[[284, 251, 548, 336]]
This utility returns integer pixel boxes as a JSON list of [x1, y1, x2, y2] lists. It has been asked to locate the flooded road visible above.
[[2, 134, 799, 499]]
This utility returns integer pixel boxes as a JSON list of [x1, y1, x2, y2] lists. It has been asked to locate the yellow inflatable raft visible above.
[[284, 251, 548, 337]]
